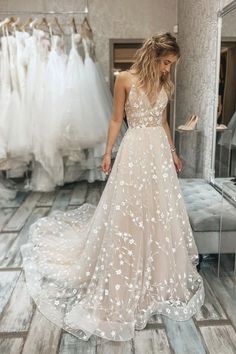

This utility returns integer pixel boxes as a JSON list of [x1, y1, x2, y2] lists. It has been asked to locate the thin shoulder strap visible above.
[[126, 70, 138, 89]]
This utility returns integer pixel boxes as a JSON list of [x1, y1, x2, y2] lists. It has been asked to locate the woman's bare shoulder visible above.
[[116, 71, 133, 91]]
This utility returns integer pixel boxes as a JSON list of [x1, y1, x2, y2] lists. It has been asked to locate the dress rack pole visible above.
[[0, 0, 89, 16], [0, 10, 89, 15]]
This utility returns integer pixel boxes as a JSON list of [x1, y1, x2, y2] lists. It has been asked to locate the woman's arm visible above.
[[162, 108, 183, 172], [101, 73, 127, 174], [104, 73, 126, 155], [162, 108, 175, 148]]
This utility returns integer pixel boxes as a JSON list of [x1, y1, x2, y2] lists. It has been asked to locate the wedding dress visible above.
[[61, 33, 106, 151], [62, 34, 126, 184], [37, 35, 67, 187], [68, 37, 127, 183], [25, 29, 56, 192], [7, 34, 30, 160], [15, 30, 31, 160], [21, 79, 205, 342], [0, 34, 11, 161], [85, 35, 128, 146]]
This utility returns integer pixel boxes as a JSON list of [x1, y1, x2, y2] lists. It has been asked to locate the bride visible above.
[[21, 32, 205, 342]]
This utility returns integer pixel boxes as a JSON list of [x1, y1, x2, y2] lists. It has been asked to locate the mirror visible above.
[[214, 3, 236, 180]]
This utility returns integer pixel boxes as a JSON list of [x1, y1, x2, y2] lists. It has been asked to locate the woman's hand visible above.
[[101, 153, 112, 175], [172, 151, 183, 173]]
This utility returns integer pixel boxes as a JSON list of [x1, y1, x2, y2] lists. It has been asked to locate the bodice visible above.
[[82, 37, 95, 59], [32, 29, 50, 61], [71, 33, 82, 49], [51, 35, 61, 50], [125, 84, 168, 129]]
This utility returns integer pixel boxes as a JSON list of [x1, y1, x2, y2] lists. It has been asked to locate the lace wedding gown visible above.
[[21, 81, 205, 341]]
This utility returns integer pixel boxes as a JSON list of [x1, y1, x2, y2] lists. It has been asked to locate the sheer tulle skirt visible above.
[[60, 49, 108, 150], [21, 126, 204, 342]]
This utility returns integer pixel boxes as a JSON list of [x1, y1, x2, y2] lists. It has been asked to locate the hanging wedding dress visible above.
[[15, 30, 31, 159], [67, 36, 127, 184], [87, 36, 127, 148], [0, 32, 11, 161], [37, 35, 67, 187], [62, 32, 116, 184], [21, 77, 204, 342], [7, 34, 30, 161], [25, 29, 56, 191], [61, 32, 106, 151]]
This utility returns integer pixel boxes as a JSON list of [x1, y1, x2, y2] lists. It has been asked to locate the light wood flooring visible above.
[[0, 181, 236, 354]]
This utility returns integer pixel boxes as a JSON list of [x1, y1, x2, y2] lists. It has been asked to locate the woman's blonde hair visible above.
[[130, 32, 180, 104]]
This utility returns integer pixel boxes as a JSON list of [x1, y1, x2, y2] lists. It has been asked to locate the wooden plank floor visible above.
[[0, 181, 236, 354]]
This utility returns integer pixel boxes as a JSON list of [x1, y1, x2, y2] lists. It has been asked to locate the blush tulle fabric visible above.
[[21, 82, 205, 342]]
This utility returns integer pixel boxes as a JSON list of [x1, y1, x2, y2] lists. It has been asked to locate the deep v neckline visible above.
[[140, 86, 163, 109], [126, 82, 163, 110]]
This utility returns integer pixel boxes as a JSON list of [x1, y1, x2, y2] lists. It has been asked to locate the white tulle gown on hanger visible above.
[[62, 32, 117, 184], [71, 36, 127, 183], [25, 29, 56, 191], [0, 33, 11, 161], [37, 35, 67, 187], [15, 30, 31, 159], [85, 36, 127, 149], [61, 32, 107, 152], [21, 76, 204, 342], [6, 34, 30, 161]]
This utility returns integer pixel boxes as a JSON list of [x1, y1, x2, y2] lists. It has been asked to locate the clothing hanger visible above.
[[55, 17, 64, 35], [71, 17, 77, 33], [36, 17, 50, 33], [4, 16, 17, 35], [11, 17, 21, 32], [0, 18, 10, 36], [48, 17, 64, 36], [29, 17, 39, 29], [82, 16, 92, 32], [81, 16, 93, 39], [20, 17, 33, 31], [0, 17, 11, 28]]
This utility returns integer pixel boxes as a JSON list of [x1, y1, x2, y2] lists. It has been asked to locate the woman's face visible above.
[[159, 53, 178, 77]]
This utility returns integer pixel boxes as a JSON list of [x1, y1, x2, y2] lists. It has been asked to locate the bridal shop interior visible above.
[[1, 0, 236, 353]]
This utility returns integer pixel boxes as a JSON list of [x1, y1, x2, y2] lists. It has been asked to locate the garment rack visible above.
[[0, 10, 89, 15], [0, 0, 89, 16], [0, 6, 89, 37]]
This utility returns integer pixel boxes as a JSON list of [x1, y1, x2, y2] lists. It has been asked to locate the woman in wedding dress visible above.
[[21, 33, 205, 342]]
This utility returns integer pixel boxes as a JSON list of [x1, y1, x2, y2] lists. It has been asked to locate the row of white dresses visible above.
[[0, 28, 126, 191]]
